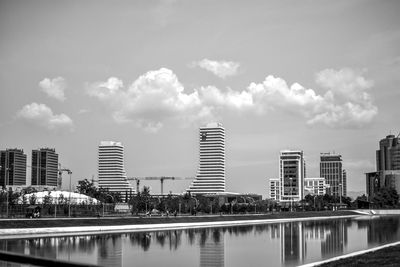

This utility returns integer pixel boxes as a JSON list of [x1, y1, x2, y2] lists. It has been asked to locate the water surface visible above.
[[1, 215, 400, 267]]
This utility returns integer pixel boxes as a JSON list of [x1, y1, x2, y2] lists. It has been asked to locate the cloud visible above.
[[247, 68, 377, 127], [86, 68, 208, 132], [39, 77, 66, 101], [17, 103, 74, 131], [191, 59, 240, 79], [87, 67, 377, 132]]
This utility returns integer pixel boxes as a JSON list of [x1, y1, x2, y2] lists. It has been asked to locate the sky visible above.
[[0, 0, 399, 198]]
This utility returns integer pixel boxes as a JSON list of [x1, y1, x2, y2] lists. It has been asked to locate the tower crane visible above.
[[58, 163, 72, 190], [127, 176, 194, 195]]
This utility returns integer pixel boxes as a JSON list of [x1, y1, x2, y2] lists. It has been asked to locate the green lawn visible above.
[[319, 244, 400, 267]]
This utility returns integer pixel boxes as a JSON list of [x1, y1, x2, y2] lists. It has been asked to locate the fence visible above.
[[0, 204, 115, 218]]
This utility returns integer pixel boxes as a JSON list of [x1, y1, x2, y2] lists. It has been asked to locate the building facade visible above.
[[269, 178, 280, 200], [320, 153, 347, 197], [279, 150, 305, 203], [376, 135, 400, 171], [0, 149, 27, 187], [98, 141, 134, 197], [31, 148, 58, 188], [366, 134, 400, 200], [270, 177, 326, 201], [187, 123, 225, 194], [304, 177, 327, 196]]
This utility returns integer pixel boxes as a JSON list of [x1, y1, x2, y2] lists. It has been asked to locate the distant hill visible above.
[[347, 191, 366, 200]]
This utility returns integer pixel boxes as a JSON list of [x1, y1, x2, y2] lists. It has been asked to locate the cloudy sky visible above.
[[1, 0, 399, 197]]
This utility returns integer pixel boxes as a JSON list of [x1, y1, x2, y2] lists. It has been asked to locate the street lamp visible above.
[[68, 171, 72, 217], [289, 177, 293, 212]]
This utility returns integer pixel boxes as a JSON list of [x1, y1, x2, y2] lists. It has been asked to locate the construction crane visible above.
[[127, 176, 194, 195], [58, 164, 72, 190]]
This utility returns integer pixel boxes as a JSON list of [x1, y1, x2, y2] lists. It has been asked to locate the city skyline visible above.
[[1, 1, 400, 197]]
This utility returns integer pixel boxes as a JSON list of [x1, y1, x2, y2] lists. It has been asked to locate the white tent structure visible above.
[[22, 191, 100, 204]]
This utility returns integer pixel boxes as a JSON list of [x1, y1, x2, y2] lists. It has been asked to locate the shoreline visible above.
[[0, 211, 360, 240]]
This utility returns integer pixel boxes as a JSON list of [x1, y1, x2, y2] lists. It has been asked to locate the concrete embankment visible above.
[[298, 241, 400, 267], [0, 213, 360, 240]]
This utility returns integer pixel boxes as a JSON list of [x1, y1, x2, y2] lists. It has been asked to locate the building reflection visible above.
[[271, 220, 348, 265], [199, 229, 225, 267], [320, 220, 348, 257], [280, 222, 306, 264], [366, 216, 400, 245], [97, 236, 122, 267], [0, 218, 361, 267]]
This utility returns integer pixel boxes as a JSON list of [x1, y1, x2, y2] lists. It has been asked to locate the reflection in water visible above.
[[320, 220, 348, 257], [1, 216, 400, 267], [98, 236, 122, 267], [271, 220, 349, 265], [199, 229, 224, 267], [281, 222, 305, 264]]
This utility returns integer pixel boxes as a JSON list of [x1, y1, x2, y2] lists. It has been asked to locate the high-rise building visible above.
[[376, 135, 400, 171], [366, 134, 400, 199], [31, 148, 58, 188], [98, 141, 134, 197], [279, 150, 305, 203], [187, 122, 225, 194], [0, 149, 27, 187], [320, 153, 347, 197]]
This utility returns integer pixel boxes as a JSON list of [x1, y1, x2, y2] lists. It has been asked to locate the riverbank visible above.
[[310, 242, 400, 267], [0, 210, 359, 239], [0, 210, 356, 229]]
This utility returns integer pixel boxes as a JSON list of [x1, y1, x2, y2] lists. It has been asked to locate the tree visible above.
[[372, 188, 399, 208], [76, 179, 97, 197], [43, 192, 53, 206], [29, 194, 37, 205]]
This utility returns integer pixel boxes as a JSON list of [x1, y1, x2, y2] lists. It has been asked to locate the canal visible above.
[[1, 215, 400, 267]]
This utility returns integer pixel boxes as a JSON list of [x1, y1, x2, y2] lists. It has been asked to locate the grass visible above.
[[319, 244, 400, 267], [0, 210, 357, 229]]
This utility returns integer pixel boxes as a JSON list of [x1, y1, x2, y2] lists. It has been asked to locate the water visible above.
[[1, 215, 400, 267]]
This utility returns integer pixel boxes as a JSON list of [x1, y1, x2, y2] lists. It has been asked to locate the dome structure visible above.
[[21, 191, 100, 204]]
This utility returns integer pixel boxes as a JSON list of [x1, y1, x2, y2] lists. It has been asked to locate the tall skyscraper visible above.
[[279, 150, 305, 203], [320, 153, 347, 197], [98, 141, 134, 196], [366, 134, 400, 199], [31, 148, 58, 188], [0, 148, 27, 187], [187, 122, 225, 194], [376, 135, 400, 171]]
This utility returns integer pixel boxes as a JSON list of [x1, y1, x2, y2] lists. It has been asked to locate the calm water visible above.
[[1, 215, 400, 267]]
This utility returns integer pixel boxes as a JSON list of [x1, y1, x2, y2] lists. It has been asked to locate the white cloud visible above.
[[246, 68, 377, 127], [87, 68, 207, 132], [87, 67, 377, 132], [17, 102, 74, 131], [192, 59, 240, 79], [39, 77, 66, 101]]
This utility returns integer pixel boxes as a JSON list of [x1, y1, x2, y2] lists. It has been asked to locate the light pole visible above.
[[289, 177, 293, 212], [339, 183, 342, 206], [68, 171, 72, 217]]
